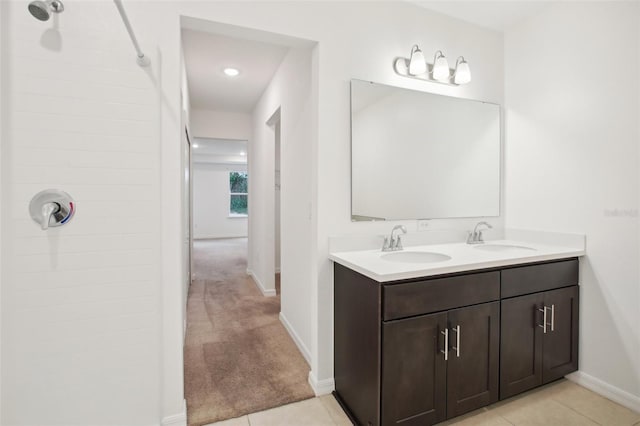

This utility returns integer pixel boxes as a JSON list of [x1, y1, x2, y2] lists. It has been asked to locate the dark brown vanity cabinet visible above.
[[335, 265, 501, 426], [445, 302, 500, 418], [334, 257, 579, 426], [381, 311, 447, 426], [500, 261, 579, 399], [381, 302, 499, 425]]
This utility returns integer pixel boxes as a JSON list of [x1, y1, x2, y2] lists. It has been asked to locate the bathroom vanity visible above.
[[343, 80, 584, 425], [331, 241, 582, 426]]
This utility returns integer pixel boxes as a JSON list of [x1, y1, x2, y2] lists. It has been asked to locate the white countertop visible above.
[[329, 239, 585, 282]]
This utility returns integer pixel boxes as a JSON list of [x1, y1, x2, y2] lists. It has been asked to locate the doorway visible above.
[[270, 110, 282, 295], [180, 18, 317, 425]]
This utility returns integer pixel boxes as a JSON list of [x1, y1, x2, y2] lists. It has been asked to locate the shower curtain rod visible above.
[[113, 0, 150, 67]]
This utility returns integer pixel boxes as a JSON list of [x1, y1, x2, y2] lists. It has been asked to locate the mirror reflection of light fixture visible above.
[[393, 46, 471, 86], [432, 51, 450, 81], [408, 45, 427, 75], [454, 56, 471, 85]]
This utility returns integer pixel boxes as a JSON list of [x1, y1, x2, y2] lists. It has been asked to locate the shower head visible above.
[[28, 0, 64, 22]]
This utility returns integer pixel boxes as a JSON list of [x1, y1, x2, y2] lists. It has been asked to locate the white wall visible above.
[[504, 1, 640, 408], [248, 44, 315, 357], [1, 1, 162, 424], [193, 163, 248, 239], [190, 108, 251, 140]]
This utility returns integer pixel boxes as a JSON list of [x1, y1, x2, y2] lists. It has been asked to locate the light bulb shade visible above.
[[432, 51, 450, 81], [408, 45, 427, 75], [454, 57, 471, 85]]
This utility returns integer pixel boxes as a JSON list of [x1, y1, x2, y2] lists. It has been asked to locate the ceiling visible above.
[[182, 29, 289, 112], [413, 1, 551, 32]]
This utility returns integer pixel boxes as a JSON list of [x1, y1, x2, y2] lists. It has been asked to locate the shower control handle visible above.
[[40, 202, 60, 230], [29, 189, 75, 230]]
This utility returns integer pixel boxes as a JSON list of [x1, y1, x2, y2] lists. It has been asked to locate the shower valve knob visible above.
[[29, 189, 75, 230]]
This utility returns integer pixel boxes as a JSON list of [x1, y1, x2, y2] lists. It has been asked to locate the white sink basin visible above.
[[474, 244, 536, 252], [381, 251, 452, 264]]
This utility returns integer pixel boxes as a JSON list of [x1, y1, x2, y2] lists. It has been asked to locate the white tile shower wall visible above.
[[1, 1, 161, 425]]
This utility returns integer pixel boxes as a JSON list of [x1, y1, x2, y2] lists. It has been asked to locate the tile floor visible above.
[[205, 379, 640, 426]]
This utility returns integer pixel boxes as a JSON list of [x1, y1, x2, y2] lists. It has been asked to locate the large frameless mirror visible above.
[[351, 79, 501, 221]]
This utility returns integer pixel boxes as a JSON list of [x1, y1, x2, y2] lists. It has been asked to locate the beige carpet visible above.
[[184, 238, 314, 426]]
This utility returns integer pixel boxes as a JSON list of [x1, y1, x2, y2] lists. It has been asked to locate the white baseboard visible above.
[[278, 314, 335, 397], [308, 371, 335, 396], [246, 268, 276, 297], [279, 312, 311, 365], [161, 399, 187, 426], [567, 371, 640, 413]]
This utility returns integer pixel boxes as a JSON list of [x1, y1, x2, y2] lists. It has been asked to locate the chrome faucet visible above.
[[467, 221, 493, 244], [382, 225, 407, 252]]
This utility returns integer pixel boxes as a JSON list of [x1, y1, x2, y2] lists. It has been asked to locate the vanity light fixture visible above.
[[408, 45, 427, 75], [431, 51, 450, 81], [454, 56, 471, 85], [394, 45, 471, 86]]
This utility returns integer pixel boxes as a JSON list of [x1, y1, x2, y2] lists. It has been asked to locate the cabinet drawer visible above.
[[501, 259, 578, 299], [383, 271, 500, 321]]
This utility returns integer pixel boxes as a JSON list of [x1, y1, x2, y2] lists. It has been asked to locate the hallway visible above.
[[184, 238, 314, 426]]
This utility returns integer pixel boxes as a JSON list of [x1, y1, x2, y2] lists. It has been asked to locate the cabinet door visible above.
[[500, 293, 544, 399], [381, 312, 447, 426], [543, 286, 579, 383], [446, 302, 500, 419]]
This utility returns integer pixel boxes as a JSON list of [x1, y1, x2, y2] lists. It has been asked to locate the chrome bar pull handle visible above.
[[440, 328, 449, 361], [550, 304, 555, 332], [452, 325, 461, 357], [538, 306, 548, 334]]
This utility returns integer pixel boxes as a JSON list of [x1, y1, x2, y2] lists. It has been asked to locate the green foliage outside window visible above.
[[230, 172, 248, 215]]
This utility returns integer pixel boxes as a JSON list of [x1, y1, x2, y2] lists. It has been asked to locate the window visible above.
[[229, 171, 248, 216]]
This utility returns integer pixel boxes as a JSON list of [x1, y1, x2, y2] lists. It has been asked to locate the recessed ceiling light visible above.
[[192, 144, 199, 148], [223, 67, 240, 77]]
